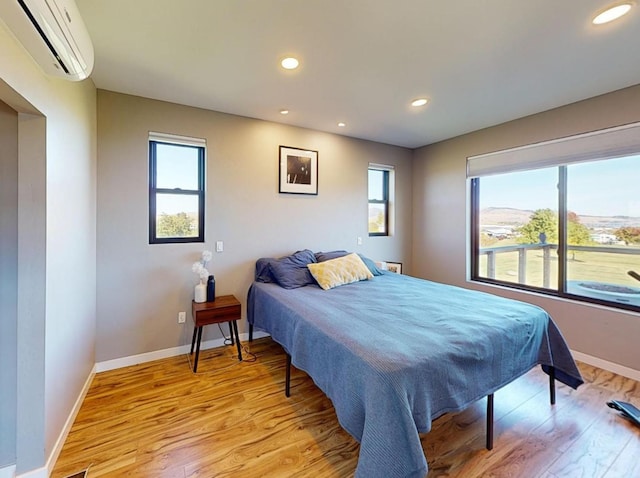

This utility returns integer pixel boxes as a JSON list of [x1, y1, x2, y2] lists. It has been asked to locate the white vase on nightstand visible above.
[[194, 280, 206, 303]]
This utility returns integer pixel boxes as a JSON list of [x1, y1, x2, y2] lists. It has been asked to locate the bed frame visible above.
[[250, 331, 558, 451], [246, 267, 582, 477]]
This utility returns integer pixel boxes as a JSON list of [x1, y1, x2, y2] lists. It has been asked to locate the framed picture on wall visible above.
[[279, 145, 318, 195], [386, 262, 403, 274]]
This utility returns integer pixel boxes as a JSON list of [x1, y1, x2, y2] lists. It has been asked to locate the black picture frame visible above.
[[279, 145, 318, 195]]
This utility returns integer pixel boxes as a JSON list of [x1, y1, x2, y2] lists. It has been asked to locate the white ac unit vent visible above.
[[0, 0, 94, 81]]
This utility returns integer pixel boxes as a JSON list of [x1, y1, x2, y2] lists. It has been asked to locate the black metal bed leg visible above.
[[249, 324, 253, 342], [549, 366, 556, 405], [232, 320, 242, 361], [285, 353, 291, 397], [486, 393, 494, 451]]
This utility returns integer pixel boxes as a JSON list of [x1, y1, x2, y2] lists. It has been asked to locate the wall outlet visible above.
[[178, 311, 186, 324]]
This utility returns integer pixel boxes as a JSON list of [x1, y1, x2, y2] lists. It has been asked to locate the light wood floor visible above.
[[52, 338, 640, 478]]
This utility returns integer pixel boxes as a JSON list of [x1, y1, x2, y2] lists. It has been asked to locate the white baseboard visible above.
[[571, 350, 640, 382], [44, 366, 96, 476], [0, 464, 15, 478], [3, 367, 95, 478], [96, 330, 269, 373], [13, 339, 633, 478], [22, 332, 269, 476]]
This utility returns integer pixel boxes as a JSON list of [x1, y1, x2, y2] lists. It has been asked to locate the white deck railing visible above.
[[479, 243, 640, 289]]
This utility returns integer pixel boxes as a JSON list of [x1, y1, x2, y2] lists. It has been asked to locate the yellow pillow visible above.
[[307, 253, 374, 290]]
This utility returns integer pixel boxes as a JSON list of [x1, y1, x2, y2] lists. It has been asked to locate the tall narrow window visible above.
[[469, 122, 640, 312], [474, 168, 559, 290], [149, 133, 205, 244], [368, 167, 389, 236]]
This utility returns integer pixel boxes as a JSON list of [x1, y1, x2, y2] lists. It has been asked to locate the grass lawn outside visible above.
[[478, 245, 640, 290]]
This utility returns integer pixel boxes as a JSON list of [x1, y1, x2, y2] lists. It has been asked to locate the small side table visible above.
[[191, 295, 242, 372]]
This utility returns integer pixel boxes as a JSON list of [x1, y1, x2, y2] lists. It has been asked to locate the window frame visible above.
[[470, 173, 563, 297], [470, 157, 640, 314], [368, 167, 390, 237], [148, 137, 206, 244]]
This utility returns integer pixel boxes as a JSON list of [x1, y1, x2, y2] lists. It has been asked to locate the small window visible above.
[[149, 134, 205, 244], [368, 168, 389, 236]]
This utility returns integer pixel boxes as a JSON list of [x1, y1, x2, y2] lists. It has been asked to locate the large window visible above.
[[368, 167, 390, 236], [149, 133, 205, 244], [474, 168, 559, 290], [470, 123, 640, 312]]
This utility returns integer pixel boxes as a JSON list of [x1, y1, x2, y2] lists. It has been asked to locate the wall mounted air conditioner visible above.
[[0, 0, 94, 81]]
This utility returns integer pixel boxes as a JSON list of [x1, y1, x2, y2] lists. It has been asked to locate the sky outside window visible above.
[[567, 155, 640, 217], [368, 169, 385, 200], [480, 155, 639, 217], [156, 143, 200, 190], [479, 168, 558, 212]]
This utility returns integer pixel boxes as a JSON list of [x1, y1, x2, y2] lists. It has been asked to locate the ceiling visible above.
[[75, 0, 640, 149]]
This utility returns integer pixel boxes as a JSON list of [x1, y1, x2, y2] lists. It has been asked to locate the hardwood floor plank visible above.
[[433, 387, 568, 476], [54, 444, 137, 478], [543, 385, 636, 478], [602, 424, 640, 478], [473, 438, 561, 478], [51, 339, 639, 478], [533, 382, 611, 455], [535, 471, 561, 478]]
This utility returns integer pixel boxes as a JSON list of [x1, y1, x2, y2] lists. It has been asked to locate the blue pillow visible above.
[[314, 250, 384, 276], [314, 250, 349, 262], [255, 257, 276, 283], [358, 254, 384, 276], [269, 249, 317, 289]]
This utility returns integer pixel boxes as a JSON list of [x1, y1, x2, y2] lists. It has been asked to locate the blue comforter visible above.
[[247, 273, 583, 478]]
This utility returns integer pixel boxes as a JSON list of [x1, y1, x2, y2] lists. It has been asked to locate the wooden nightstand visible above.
[[191, 295, 242, 372]]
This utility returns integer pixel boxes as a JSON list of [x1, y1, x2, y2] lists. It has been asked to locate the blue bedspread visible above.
[[247, 273, 583, 478]]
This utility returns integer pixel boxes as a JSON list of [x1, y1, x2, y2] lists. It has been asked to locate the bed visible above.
[[246, 250, 583, 478]]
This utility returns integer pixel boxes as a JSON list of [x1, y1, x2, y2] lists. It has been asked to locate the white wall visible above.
[[0, 17, 97, 474], [44, 79, 97, 461], [0, 100, 18, 469], [96, 90, 413, 362], [412, 84, 640, 373]]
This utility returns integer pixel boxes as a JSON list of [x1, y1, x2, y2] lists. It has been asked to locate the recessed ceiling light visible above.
[[411, 98, 428, 107], [338, 122, 346, 127], [281, 57, 299, 70], [592, 3, 633, 24], [280, 109, 289, 115]]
